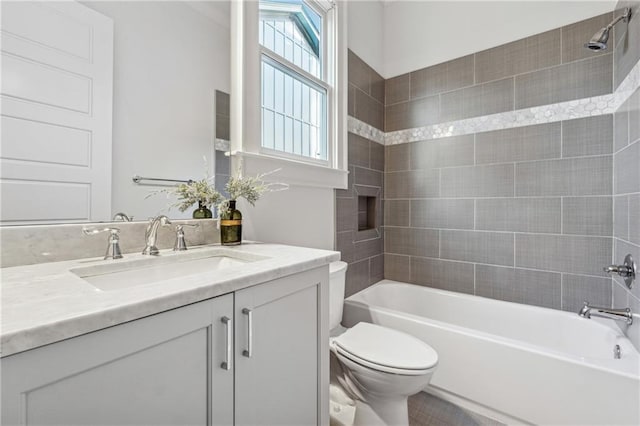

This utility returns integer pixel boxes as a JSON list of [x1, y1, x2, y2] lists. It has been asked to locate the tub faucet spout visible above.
[[578, 302, 633, 325]]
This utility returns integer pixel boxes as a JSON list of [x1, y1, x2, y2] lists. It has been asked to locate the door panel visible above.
[[0, 1, 113, 223]]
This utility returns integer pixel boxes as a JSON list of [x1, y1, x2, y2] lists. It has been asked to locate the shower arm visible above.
[[608, 8, 631, 31]]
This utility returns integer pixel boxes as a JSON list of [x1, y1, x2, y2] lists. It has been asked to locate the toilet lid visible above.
[[333, 323, 438, 373]]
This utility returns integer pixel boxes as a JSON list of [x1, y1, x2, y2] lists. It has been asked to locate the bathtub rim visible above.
[[344, 279, 640, 380]]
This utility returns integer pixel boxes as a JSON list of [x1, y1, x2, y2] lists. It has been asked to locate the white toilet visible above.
[[329, 261, 438, 426]]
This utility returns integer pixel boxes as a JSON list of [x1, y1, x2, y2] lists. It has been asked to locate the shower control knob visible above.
[[603, 254, 636, 289]]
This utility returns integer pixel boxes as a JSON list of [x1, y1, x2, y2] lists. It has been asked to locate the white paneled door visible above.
[[1, 1, 113, 224]]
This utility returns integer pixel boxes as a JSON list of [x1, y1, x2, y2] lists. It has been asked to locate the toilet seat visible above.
[[332, 322, 438, 376]]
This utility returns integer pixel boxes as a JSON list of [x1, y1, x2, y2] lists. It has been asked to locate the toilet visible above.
[[329, 261, 438, 426]]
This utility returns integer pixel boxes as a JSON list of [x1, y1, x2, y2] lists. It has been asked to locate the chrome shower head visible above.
[[585, 27, 610, 51], [585, 7, 631, 51]]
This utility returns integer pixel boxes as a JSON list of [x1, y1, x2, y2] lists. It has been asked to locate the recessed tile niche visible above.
[[354, 185, 381, 242], [358, 195, 377, 231]]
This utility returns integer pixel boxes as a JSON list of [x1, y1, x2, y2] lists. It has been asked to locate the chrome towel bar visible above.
[[132, 175, 194, 185]]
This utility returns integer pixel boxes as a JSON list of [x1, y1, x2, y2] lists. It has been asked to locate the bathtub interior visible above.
[[345, 280, 640, 376]]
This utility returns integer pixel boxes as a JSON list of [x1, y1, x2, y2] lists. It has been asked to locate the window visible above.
[[230, 0, 346, 189], [259, 0, 329, 162]]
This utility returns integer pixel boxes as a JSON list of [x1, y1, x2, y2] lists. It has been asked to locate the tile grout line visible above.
[[381, 253, 610, 280], [382, 195, 615, 200], [384, 225, 614, 240]]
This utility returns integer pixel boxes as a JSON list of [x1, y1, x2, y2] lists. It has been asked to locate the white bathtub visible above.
[[342, 280, 640, 425]]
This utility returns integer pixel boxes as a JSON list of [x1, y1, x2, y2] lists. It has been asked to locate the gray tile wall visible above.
[[380, 9, 640, 315], [384, 116, 614, 311], [336, 132, 385, 297], [337, 52, 385, 296], [384, 13, 614, 132], [349, 50, 384, 131], [341, 9, 640, 320]]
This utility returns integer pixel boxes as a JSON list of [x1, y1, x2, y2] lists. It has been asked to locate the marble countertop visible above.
[[1, 242, 340, 357]]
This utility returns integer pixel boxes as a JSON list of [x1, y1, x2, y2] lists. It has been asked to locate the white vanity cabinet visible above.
[[234, 265, 329, 426], [1, 266, 329, 426], [0, 294, 235, 426]]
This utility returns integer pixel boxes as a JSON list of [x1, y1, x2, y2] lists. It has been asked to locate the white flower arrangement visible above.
[[168, 177, 223, 212], [218, 168, 289, 216], [148, 157, 288, 217]]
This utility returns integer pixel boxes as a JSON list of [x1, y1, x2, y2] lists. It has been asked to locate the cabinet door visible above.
[[234, 266, 329, 426], [1, 294, 234, 426]]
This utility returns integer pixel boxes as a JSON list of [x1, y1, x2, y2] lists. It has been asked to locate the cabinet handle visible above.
[[242, 308, 252, 358], [220, 316, 232, 370]]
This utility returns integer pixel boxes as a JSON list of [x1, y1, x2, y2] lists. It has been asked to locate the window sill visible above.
[[234, 151, 348, 189]]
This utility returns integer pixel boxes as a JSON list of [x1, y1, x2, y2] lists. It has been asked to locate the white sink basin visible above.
[[71, 247, 268, 291]]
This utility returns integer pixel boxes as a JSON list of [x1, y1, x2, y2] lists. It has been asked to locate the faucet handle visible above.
[[175, 224, 198, 231], [173, 224, 198, 251], [82, 227, 123, 260], [83, 227, 120, 236], [603, 254, 636, 289]]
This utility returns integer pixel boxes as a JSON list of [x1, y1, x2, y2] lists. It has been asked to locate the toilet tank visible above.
[[329, 261, 348, 330]]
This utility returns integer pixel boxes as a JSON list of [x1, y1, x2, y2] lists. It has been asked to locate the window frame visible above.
[[230, 0, 347, 190], [258, 0, 331, 165]]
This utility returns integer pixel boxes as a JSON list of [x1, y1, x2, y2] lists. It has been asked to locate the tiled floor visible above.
[[408, 392, 504, 426]]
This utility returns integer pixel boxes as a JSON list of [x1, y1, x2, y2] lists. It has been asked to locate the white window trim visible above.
[[230, 0, 347, 189]]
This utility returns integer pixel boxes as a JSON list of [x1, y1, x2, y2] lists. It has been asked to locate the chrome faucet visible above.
[[112, 212, 133, 222], [142, 215, 172, 255], [578, 302, 633, 325]]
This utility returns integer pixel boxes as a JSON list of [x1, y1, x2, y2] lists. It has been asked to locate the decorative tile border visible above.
[[347, 116, 385, 145], [385, 94, 619, 145], [349, 59, 640, 146]]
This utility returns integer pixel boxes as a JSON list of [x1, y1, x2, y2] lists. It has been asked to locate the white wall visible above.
[[347, 0, 385, 74], [239, 185, 335, 250], [381, 1, 617, 78], [84, 1, 230, 220]]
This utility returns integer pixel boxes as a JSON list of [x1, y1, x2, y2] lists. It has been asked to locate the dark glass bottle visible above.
[[220, 200, 242, 245], [192, 201, 213, 219]]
